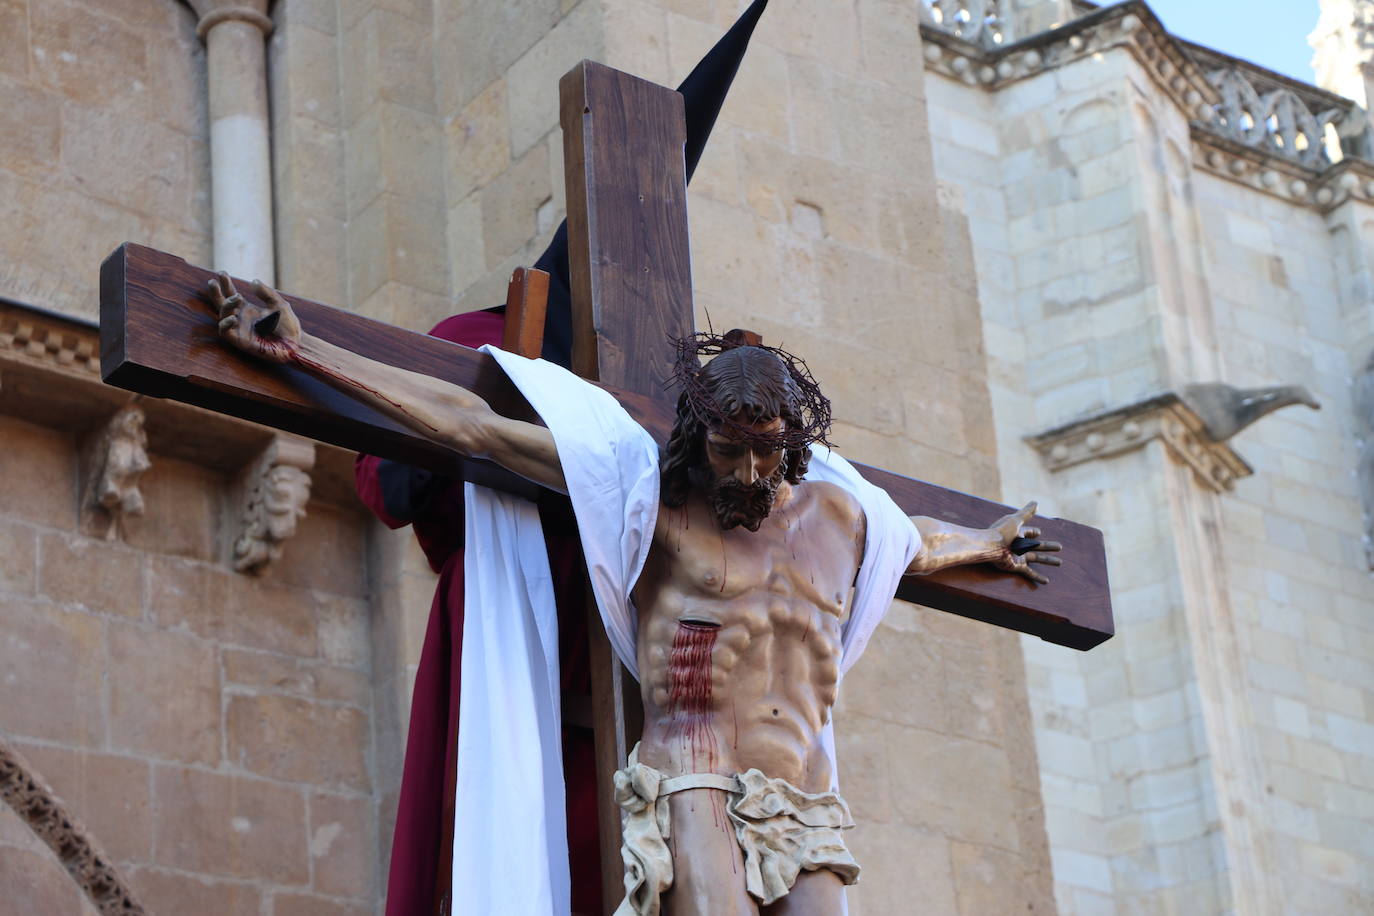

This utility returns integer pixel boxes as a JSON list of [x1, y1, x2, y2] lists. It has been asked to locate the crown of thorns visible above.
[[670, 330, 833, 451]]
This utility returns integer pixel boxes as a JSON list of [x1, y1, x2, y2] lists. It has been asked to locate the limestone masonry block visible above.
[[31, 1, 148, 113], [121, 458, 219, 563], [271, 892, 372, 916], [0, 518, 37, 596], [600, 0, 671, 85], [226, 694, 370, 790], [831, 712, 895, 825], [308, 791, 377, 900], [0, 843, 101, 915], [279, 0, 338, 33], [481, 142, 552, 270], [39, 531, 144, 618], [435, 0, 563, 113], [446, 194, 488, 294], [0, 78, 61, 180], [347, 102, 444, 217], [506, 1, 603, 158], [847, 822, 958, 915], [349, 193, 450, 302], [274, 23, 343, 128], [108, 624, 221, 765], [127, 869, 261, 916], [0, 419, 77, 529], [153, 766, 308, 883], [0, 0, 29, 81], [14, 742, 153, 865], [0, 602, 104, 746], [953, 840, 1052, 916], [839, 624, 945, 733], [444, 79, 511, 202]]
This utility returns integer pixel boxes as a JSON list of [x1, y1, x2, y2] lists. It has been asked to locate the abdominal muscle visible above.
[[632, 485, 859, 793], [637, 608, 842, 793]]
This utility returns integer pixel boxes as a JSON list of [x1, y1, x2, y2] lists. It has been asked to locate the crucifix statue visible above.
[[99, 6, 1112, 913]]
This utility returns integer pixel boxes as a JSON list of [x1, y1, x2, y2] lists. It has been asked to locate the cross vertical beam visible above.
[[560, 60, 696, 909]]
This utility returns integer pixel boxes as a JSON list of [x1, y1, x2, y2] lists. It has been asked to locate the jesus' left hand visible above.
[[988, 501, 1062, 585]]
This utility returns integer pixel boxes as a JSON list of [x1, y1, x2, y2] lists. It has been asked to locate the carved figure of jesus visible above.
[[208, 275, 1062, 916]]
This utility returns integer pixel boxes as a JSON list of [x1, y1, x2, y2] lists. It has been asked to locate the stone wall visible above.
[[1196, 168, 1374, 913], [926, 45, 1234, 915], [0, 310, 379, 915], [0, 0, 210, 319], [923, 4, 1374, 913]]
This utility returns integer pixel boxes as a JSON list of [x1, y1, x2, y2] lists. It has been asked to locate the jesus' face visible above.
[[692, 415, 787, 532]]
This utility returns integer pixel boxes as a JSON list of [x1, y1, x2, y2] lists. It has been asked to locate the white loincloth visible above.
[[451, 348, 920, 914]]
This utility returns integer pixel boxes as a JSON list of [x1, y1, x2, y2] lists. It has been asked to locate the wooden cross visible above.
[[100, 60, 1112, 909]]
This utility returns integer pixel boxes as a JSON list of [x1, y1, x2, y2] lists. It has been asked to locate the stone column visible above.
[[188, 0, 276, 284]]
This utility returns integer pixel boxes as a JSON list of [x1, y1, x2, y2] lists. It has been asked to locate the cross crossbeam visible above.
[[99, 242, 1112, 650]]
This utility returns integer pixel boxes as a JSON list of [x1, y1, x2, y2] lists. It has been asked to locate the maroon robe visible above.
[[355, 312, 602, 916]]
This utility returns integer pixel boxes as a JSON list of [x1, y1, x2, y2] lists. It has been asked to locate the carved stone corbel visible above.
[[80, 403, 152, 540], [232, 433, 314, 572], [1028, 393, 1251, 492], [1027, 385, 1320, 492]]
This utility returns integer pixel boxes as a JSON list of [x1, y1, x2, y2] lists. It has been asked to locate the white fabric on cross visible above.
[[452, 348, 920, 914], [451, 482, 569, 915]]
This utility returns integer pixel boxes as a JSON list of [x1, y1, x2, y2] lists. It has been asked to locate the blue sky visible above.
[[1136, 0, 1321, 82]]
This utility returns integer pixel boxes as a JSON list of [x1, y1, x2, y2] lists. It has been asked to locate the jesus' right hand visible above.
[[207, 272, 303, 365]]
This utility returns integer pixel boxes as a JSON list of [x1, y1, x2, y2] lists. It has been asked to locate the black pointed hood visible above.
[[529, 0, 771, 367]]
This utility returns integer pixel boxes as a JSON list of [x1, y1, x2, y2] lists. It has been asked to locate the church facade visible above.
[[922, 1, 1374, 913], [0, 0, 1368, 914]]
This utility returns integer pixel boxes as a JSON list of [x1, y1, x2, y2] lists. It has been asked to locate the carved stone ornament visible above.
[[0, 312, 100, 375], [920, 0, 1374, 208], [233, 433, 315, 572], [81, 403, 152, 541], [1026, 392, 1253, 492], [0, 740, 145, 915]]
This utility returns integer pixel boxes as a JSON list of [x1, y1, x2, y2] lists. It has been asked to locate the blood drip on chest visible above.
[[667, 622, 719, 770]]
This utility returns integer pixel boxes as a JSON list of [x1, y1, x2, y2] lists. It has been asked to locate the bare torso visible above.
[[631, 479, 864, 793]]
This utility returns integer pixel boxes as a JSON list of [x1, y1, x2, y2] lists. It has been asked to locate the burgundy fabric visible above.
[[358, 312, 601, 916]]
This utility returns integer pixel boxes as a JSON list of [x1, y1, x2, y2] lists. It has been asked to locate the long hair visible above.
[[661, 334, 828, 507]]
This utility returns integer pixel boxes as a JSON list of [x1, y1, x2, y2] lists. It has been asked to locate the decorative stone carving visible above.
[[920, 0, 1374, 208], [233, 434, 315, 572], [1181, 382, 1321, 442], [81, 404, 152, 541], [1029, 386, 1321, 492], [0, 740, 144, 915], [920, 0, 1010, 48], [1205, 68, 1341, 169], [1027, 393, 1253, 492], [0, 309, 100, 375], [922, 2, 1217, 121]]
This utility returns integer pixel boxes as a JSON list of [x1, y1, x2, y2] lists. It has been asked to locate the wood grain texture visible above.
[[503, 267, 550, 360], [560, 61, 694, 397], [100, 241, 1111, 648]]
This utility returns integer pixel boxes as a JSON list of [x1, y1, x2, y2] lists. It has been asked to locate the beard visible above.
[[689, 463, 785, 532]]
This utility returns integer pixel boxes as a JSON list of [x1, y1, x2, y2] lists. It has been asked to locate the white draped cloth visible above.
[[450, 348, 920, 914]]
